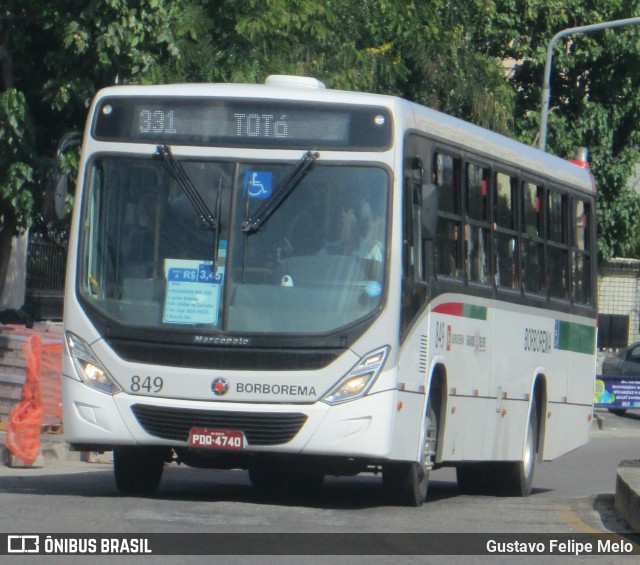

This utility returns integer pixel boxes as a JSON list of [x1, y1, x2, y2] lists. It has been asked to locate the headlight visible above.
[[323, 346, 389, 405], [66, 332, 121, 395]]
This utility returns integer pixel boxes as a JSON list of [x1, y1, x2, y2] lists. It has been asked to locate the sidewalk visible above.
[[0, 429, 112, 466]]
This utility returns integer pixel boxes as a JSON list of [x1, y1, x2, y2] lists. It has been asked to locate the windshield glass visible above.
[[78, 154, 389, 336]]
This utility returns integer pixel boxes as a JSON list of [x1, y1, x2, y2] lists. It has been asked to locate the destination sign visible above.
[[92, 97, 392, 150]]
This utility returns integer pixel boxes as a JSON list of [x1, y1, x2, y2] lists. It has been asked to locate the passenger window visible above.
[[495, 172, 516, 230], [466, 163, 491, 284], [548, 191, 566, 243], [573, 200, 589, 251], [572, 199, 592, 304], [547, 190, 568, 299], [523, 182, 542, 237], [521, 182, 543, 295], [466, 163, 489, 221], [494, 172, 518, 289], [436, 153, 460, 214], [434, 153, 462, 278]]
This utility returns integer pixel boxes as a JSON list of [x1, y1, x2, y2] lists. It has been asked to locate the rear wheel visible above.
[[384, 398, 437, 506], [113, 447, 167, 496], [457, 400, 539, 497], [497, 400, 538, 496], [456, 463, 493, 495]]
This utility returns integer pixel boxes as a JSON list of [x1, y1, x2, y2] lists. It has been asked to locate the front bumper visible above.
[[62, 375, 398, 460]]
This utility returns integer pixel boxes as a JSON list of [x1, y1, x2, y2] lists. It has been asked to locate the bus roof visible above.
[[93, 78, 595, 194], [407, 102, 595, 193]]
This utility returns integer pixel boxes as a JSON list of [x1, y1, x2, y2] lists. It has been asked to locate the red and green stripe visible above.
[[432, 302, 487, 321], [432, 302, 595, 355]]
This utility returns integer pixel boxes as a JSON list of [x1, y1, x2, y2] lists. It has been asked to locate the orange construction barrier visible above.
[[39, 339, 63, 427], [4, 335, 63, 465]]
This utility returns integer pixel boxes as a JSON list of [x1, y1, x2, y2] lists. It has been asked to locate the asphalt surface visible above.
[[2, 407, 639, 533]]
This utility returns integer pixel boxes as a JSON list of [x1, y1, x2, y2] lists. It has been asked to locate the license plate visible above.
[[188, 428, 245, 450]]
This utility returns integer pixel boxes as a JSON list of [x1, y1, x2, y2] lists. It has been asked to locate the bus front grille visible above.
[[131, 404, 308, 446]]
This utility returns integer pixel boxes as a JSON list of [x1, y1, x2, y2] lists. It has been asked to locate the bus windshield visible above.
[[78, 154, 389, 335]]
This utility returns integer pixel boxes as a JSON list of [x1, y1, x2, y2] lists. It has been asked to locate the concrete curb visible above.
[[615, 460, 640, 533], [1, 431, 112, 466], [2, 448, 44, 468]]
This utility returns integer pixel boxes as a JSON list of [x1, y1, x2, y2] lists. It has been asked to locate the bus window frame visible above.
[[520, 178, 546, 298], [411, 135, 596, 314], [433, 149, 464, 281], [464, 160, 493, 288], [493, 168, 520, 294], [546, 187, 570, 302]]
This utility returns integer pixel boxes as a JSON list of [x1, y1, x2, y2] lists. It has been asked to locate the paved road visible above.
[[0, 409, 638, 564]]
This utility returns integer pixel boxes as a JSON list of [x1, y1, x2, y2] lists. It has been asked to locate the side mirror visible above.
[[421, 183, 438, 240], [44, 131, 81, 222], [44, 172, 68, 222]]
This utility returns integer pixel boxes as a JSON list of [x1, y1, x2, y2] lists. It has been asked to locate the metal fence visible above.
[[25, 236, 67, 320], [26, 239, 67, 291]]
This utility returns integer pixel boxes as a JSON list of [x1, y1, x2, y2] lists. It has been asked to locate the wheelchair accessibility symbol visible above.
[[244, 171, 273, 199]]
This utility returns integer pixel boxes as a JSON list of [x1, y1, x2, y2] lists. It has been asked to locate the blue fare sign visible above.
[[92, 98, 391, 150], [163, 260, 223, 325]]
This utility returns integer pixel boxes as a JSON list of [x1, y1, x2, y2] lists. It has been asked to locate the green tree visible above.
[[477, 0, 640, 260], [153, 1, 515, 132], [0, 0, 520, 301], [0, 0, 194, 300], [10, 0, 639, 305]]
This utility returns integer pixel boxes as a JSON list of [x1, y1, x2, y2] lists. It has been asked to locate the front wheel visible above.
[[113, 447, 168, 496], [383, 399, 437, 506]]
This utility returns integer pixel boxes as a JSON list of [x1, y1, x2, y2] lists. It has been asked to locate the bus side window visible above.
[[547, 190, 568, 299], [522, 181, 544, 294], [434, 152, 462, 278], [494, 172, 518, 289], [572, 199, 592, 304], [465, 163, 491, 284]]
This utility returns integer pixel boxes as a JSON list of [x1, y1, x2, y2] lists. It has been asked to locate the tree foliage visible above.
[[477, 0, 640, 259], [0, 0, 191, 297], [2, 0, 640, 301]]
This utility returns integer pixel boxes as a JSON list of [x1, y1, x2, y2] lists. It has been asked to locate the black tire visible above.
[[456, 463, 494, 495], [458, 401, 539, 497], [608, 408, 628, 416], [497, 400, 538, 496], [384, 399, 437, 506], [383, 461, 428, 507], [113, 447, 167, 496]]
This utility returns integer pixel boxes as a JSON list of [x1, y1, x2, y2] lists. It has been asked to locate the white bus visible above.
[[59, 75, 597, 505]]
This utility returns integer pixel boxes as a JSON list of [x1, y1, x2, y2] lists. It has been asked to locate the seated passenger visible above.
[[321, 193, 384, 261]]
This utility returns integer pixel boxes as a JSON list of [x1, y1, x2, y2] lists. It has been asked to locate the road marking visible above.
[[559, 504, 602, 534]]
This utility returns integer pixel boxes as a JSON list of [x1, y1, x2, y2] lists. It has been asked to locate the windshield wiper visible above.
[[242, 150, 319, 233], [157, 144, 224, 274], [156, 144, 219, 230]]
